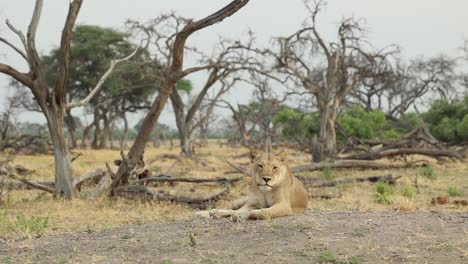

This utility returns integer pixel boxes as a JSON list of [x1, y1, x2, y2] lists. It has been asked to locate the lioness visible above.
[[204, 148, 308, 220]]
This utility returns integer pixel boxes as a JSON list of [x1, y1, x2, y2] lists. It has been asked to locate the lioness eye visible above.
[[258, 164, 263, 169], [273, 166, 278, 170]]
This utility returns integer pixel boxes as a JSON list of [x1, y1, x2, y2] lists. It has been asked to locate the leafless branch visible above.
[[66, 46, 140, 109]]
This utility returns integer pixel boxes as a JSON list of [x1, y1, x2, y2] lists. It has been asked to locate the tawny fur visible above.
[[202, 149, 308, 220]]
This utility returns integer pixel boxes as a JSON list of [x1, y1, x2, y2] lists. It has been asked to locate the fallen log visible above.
[[72, 169, 106, 191], [291, 160, 423, 173], [155, 189, 229, 209], [224, 160, 251, 176], [339, 148, 463, 161], [112, 185, 228, 209], [0, 168, 55, 194], [135, 174, 244, 185], [2, 169, 107, 192], [145, 153, 182, 165], [298, 174, 401, 188], [112, 185, 154, 200]]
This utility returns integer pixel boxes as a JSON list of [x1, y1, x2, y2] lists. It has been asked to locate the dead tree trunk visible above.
[[110, 0, 250, 192]]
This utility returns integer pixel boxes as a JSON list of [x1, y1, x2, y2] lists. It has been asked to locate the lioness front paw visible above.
[[231, 210, 251, 222]]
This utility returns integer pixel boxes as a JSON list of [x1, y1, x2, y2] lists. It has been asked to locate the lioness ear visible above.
[[276, 149, 288, 163], [249, 147, 260, 162]]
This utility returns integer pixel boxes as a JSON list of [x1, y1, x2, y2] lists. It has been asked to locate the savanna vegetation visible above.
[[0, 2, 466, 262]]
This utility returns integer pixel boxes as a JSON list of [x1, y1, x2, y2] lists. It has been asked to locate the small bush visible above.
[[447, 186, 464, 197], [322, 165, 333, 179], [375, 181, 393, 204], [418, 165, 436, 180]]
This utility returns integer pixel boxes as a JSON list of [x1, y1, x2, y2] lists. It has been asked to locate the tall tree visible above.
[[269, 0, 394, 161], [42, 25, 156, 149], [0, 1, 138, 197], [110, 0, 250, 191]]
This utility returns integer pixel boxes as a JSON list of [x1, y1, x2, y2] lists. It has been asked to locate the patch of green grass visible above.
[[290, 248, 309, 257], [120, 233, 133, 240], [418, 165, 436, 180], [56, 256, 67, 264], [160, 260, 173, 264], [447, 186, 464, 197], [0, 212, 49, 238], [401, 186, 416, 199], [353, 226, 368, 238], [322, 165, 333, 179], [375, 181, 393, 204], [319, 250, 337, 263], [2, 256, 12, 264]]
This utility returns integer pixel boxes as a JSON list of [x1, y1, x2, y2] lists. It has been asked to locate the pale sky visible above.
[[1, 0, 467, 127]]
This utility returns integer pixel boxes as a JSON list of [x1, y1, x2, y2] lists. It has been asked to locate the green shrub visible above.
[[418, 165, 436, 180], [319, 250, 337, 263], [339, 106, 402, 140], [447, 186, 464, 197], [322, 165, 333, 179], [423, 96, 468, 143], [375, 181, 393, 204], [273, 107, 320, 140]]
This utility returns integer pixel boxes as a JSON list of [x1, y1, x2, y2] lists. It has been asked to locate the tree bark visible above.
[[44, 104, 74, 198], [313, 96, 339, 162]]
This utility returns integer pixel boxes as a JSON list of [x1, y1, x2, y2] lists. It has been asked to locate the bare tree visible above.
[[270, 0, 392, 161], [385, 56, 457, 118], [110, 0, 250, 191], [171, 76, 238, 156], [0, 0, 138, 198]]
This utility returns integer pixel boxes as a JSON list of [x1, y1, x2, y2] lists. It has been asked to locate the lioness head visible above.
[[250, 148, 289, 191]]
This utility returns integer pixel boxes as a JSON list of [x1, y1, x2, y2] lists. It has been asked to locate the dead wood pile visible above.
[[338, 125, 464, 161]]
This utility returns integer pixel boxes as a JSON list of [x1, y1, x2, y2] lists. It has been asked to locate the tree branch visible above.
[[5, 20, 27, 53], [0, 37, 28, 61], [0, 63, 33, 88], [66, 46, 140, 110], [55, 0, 83, 102]]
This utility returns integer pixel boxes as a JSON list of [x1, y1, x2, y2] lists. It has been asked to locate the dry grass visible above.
[[1, 141, 467, 240]]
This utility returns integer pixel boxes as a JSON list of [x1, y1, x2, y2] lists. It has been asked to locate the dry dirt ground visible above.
[[1, 210, 467, 264]]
